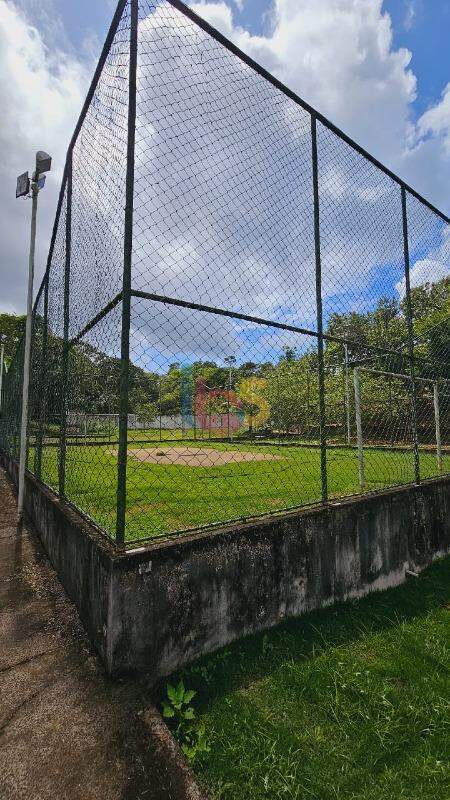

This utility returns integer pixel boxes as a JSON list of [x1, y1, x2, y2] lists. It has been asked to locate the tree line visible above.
[[1, 278, 448, 441]]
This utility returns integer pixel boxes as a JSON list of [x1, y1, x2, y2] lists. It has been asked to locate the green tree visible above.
[[0, 313, 26, 363]]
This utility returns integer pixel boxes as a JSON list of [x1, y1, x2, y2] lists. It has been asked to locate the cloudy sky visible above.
[[1, 0, 449, 331]]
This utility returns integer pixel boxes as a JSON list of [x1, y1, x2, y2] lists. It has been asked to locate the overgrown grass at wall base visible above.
[[177, 557, 450, 800], [29, 436, 450, 541]]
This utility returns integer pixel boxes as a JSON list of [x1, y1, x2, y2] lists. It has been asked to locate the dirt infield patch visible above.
[[127, 446, 283, 467]]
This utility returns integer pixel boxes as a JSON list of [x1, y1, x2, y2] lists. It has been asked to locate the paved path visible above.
[[0, 468, 167, 800]]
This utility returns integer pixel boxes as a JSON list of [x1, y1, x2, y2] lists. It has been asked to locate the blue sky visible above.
[[385, 0, 450, 117]]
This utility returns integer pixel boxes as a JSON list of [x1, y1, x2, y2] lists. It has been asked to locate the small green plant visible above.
[[262, 633, 274, 656], [180, 720, 210, 762], [162, 679, 210, 762], [162, 679, 196, 724]]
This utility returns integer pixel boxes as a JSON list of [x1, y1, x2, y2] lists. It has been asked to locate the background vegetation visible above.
[[0, 278, 445, 442]]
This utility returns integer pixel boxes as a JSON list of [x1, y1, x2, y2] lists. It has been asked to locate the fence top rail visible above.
[[358, 367, 450, 384], [167, 0, 450, 226], [131, 289, 409, 358]]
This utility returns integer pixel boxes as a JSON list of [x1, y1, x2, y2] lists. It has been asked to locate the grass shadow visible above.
[[158, 556, 450, 710]]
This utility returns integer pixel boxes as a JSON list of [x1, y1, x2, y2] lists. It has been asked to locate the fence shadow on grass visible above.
[[167, 556, 450, 708]]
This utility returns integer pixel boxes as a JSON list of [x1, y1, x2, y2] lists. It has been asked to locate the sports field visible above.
[[31, 430, 450, 544]]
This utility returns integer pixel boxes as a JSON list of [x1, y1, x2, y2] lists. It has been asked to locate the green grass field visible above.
[[30, 431, 450, 543], [175, 557, 450, 800]]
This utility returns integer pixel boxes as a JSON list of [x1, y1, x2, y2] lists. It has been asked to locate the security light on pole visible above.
[[16, 151, 52, 521], [36, 151, 52, 175]]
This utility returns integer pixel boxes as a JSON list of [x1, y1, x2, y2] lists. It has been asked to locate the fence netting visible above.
[[0, 0, 448, 546]]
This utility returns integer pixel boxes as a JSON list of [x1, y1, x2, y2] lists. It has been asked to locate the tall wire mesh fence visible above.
[[0, 0, 449, 546]]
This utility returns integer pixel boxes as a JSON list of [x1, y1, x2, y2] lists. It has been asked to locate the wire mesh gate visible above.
[[0, 0, 449, 546]]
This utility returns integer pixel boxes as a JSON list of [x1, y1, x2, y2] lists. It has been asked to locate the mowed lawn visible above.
[[181, 557, 450, 800], [30, 432, 450, 541]]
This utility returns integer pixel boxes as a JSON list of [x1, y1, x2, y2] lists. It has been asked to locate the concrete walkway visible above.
[[0, 468, 167, 800]]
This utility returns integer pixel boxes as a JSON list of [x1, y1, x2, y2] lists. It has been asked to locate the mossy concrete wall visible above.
[[2, 451, 449, 679]]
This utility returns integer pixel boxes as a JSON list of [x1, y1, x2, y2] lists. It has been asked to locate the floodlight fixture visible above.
[[35, 150, 52, 176], [16, 172, 30, 199]]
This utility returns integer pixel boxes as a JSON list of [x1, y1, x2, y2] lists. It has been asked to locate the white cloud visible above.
[[1, 0, 449, 368], [184, 0, 450, 315], [416, 83, 450, 155], [396, 258, 450, 300], [113, 0, 450, 369], [189, 0, 450, 213], [0, 1, 88, 313], [404, 0, 418, 31], [399, 84, 450, 210], [395, 223, 450, 299], [408, 257, 449, 288], [191, 0, 418, 167]]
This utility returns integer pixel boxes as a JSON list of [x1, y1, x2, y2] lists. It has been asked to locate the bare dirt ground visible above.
[[0, 468, 191, 800], [127, 446, 283, 467]]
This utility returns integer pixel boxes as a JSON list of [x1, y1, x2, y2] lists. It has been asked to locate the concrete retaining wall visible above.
[[1, 455, 112, 664], [2, 451, 450, 679]]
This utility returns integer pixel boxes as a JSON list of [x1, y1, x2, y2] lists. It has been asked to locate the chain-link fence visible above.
[[0, 0, 449, 546]]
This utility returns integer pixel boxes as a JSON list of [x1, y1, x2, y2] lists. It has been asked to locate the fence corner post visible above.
[[311, 114, 328, 504], [35, 272, 49, 480], [58, 150, 73, 500], [116, 0, 138, 546], [401, 186, 420, 485]]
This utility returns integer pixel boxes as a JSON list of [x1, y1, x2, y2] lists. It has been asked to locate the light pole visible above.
[[16, 151, 52, 521], [0, 334, 6, 412]]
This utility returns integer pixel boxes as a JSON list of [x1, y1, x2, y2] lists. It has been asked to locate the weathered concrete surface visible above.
[[2, 450, 450, 682], [0, 454, 112, 666], [0, 468, 185, 800], [111, 478, 450, 677]]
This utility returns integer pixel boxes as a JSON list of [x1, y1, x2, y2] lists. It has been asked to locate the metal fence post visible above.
[[34, 272, 49, 479], [58, 150, 73, 499], [311, 115, 328, 503], [344, 343, 351, 445], [159, 377, 162, 442], [433, 381, 443, 473], [116, 0, 138, 545], [401, 187, 421, 484], [353, 367, 365, 489]]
